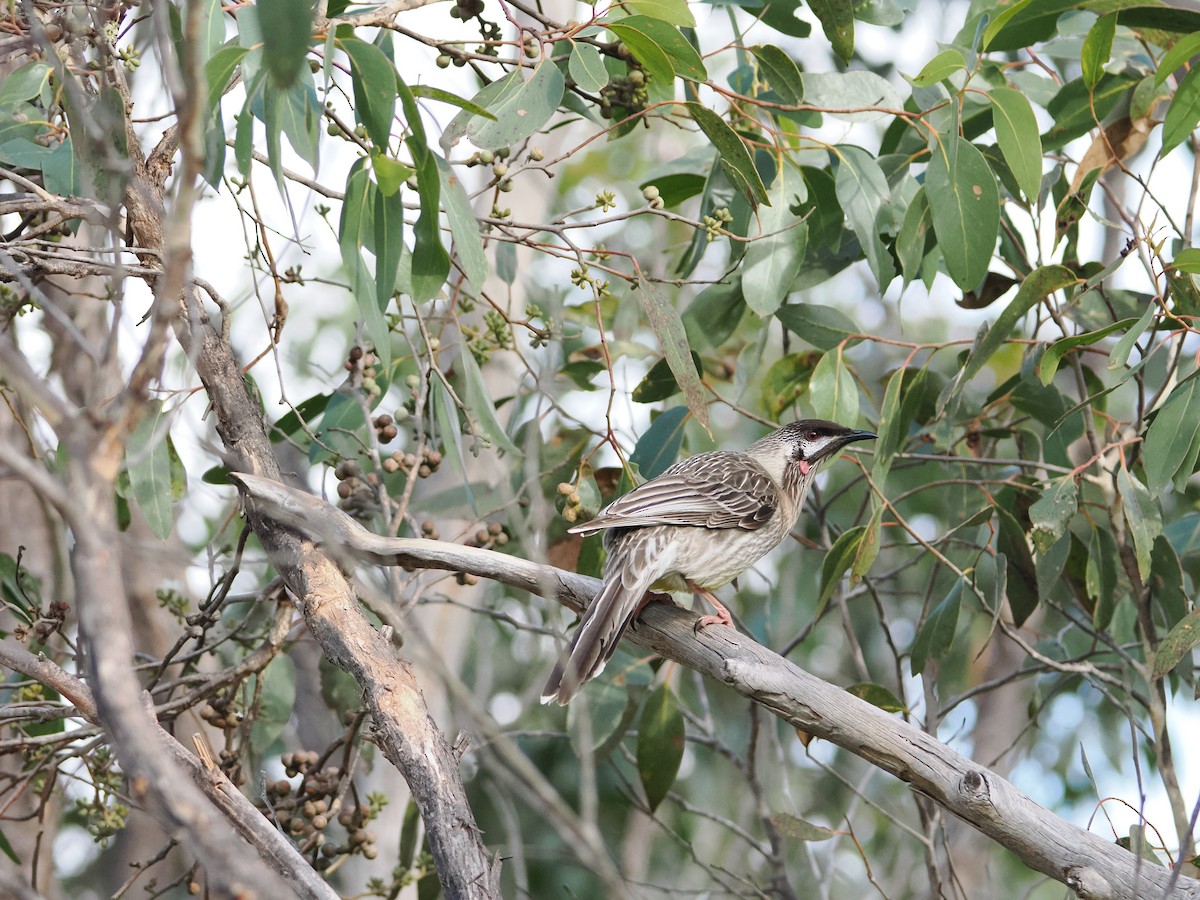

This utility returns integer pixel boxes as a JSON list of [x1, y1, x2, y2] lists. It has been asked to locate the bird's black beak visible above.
[[819, 429, 876, 462]]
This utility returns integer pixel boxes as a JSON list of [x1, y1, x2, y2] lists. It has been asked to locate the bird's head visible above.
[[772, 419, 877, 477]]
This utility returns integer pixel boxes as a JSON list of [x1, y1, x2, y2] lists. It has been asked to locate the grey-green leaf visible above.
[[989, 87, 1043, 204], [468, 60, 565, 150], [126, 400, 175, 541], [926, 134, 999, 290]]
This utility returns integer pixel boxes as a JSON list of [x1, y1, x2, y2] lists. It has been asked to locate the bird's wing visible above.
[[570, 451, 778, 535]]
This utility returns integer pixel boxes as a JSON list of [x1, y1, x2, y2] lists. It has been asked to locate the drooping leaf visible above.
[[633, 353, 702, 403], [910, 577, 963, 674], [995, 502, 1039, 626], [1143, 372, 1200, 493], [457, 347, 521, 457], [340, 36, 396, 148], [204, 46, 249, 117], [926, 134, 999, 290], [751, 45, 804, 105], [1161, 65, 1200, 156], [248, 654, 297, 753], [126, 400, 175, 541], [629, 407, 690, 480], [436, 155, 487, 290], [808, 0, 854, 62], [816, 525, 866, 614], [834, 144, 894, 290], [684, 102, 770, 206], [1081, 12, 1117, 90], [1118, 466, 1162, 581], [809, 348, 858, 427], [989, 87, 1043, 204], [568, 42, 608, 93], [637, 273, 709, 431], [258, 0, 313, 89], [397, 78, 450, 301], [637, 684, 685, 813], [607, 17, 706, 83], [624, 0, 696, 26], [741, 165, 808, 316]]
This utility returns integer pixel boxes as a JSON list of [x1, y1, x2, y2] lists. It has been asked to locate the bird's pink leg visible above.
[[687, 581, 734, 632]]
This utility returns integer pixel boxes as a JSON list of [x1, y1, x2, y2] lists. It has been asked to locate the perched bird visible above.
[[541, 419, 875, 704]]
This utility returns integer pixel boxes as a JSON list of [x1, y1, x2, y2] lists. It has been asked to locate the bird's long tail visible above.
[[541, 538, 664, 705]]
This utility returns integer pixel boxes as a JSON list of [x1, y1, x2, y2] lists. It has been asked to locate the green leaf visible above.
[[1118, 466, 1162, 582], [270, 393, 331, 445], [1156, 31, 1200, 87], [911, 48, 966, 88], [371, 154, 412, 197], [1109, 301, 1156, 370], [817, 526, 866, 614], [637, 684, 685, 813], [845, 681, 906, 713], [989, 87, 1043, 204], [0, 825, 19, 865], [834, 145, 894, 290], [397, 78, 451, 302], [853, 505, 881, 579], [1081, 12, 1117, 90], [808, 0, 854, 62], [436, 155, 487, 290], [1087, 524, 1120, 629], [1144, 373, 1200, 493], [1028, 475, 1078, 554], [0, 61, 52, 108], [981, 0, 1036, 50], [457, 346, 521, 457], [467, 60, 565, 150], [1161, 65, 1200, 156], [945, 265, 1077, 404], [872, 367, 906, 482], [760, 351, 820, 418], [126, 400, 175, 541], [338, 159, 392, 362], [751, 45, 804, 105], [409, 84, 496, 120], [684, 280, 745, 350], [801, 71, 902, 120], [910, 577, 963, 675], [340, 37, 396, 148], [1173, 248, 1200, 274], [629, 407, 690, 480], [1039, 318, 1136, 385], [770, 813, 836, 842], [1044, 74, 1138, 151], [995, 503, 1039, 626], [608, 17, 706, 83], [203, 46, 248, 117], [741, 166, 808, 316], [926, 135, 999, 290], [633, 353, 701, 403], [568, 42, 608, 93], [684, 102, 770, 206], [774, 303, 859, 351], [1152, 606, 1200, 680], [568, 674, 639, 759], [809, 348, 858, 427], [624, 0, 696, 26], [637, 273, 709, 431], [258, 0, 313, 89], [897, 186, 933, 287]]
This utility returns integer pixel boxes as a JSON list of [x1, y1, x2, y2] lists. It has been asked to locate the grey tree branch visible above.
[[232, 472, 1200, 900]]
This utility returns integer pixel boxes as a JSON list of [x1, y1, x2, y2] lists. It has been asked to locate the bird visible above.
[[541, 419, 876, 704]]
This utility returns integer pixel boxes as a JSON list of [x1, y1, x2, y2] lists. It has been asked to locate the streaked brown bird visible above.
[[541, 419, 875, 704]]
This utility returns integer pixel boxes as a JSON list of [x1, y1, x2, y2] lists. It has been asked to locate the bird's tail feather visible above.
[[541, 546, 658, 705]]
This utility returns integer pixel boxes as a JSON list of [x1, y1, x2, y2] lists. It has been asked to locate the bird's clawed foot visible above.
[[688, 582, 735, 634]]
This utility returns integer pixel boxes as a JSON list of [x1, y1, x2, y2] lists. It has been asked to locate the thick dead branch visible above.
[[233, 472, 1200, 900]]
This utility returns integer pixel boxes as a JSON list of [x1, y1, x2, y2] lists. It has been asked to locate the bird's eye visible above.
[[807, 430, 818, 441]]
